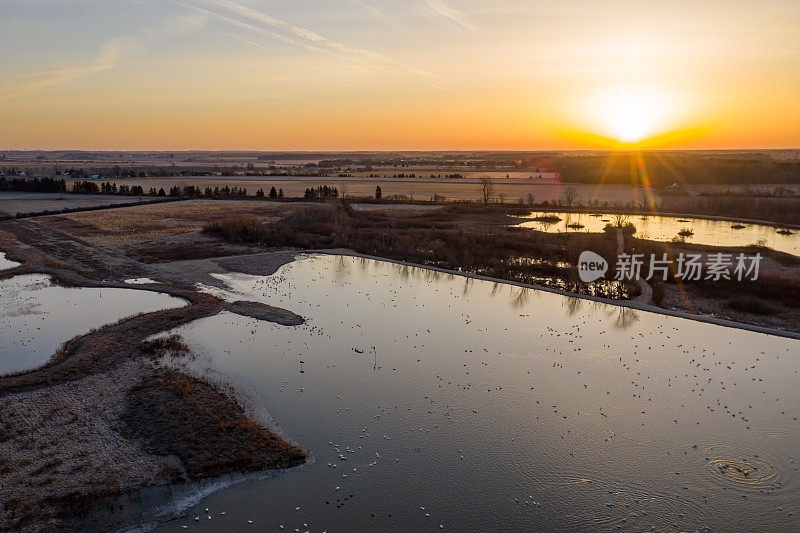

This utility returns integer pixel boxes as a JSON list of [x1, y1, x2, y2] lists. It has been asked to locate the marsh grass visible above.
[[138, 334, 192, 360], [121, 369, 305, 478], [532, 215, 562, 223]]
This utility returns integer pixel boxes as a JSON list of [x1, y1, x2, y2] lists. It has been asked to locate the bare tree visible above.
[[339, 182, 349, 200], [478, 176, 495, 205], [498, 192, 506, 204], [561, 186, 578, 207], [612, 213, 630, 227]]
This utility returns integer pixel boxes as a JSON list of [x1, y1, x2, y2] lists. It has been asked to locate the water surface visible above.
[[517, 211, 798, 256], [0, 274, 186, 375], [0, 251, 21, 270], [156, 255, 798, 532]]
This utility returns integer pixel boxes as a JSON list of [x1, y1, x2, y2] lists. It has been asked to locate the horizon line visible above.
[[2, 147, 799, 153]]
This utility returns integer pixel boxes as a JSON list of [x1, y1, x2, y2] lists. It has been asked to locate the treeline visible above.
[[256, 187, 284, 198], [69, 181, 250, 198], [303, 185, 339, 199], [72, 181, 146, 195], [552, 153, 800, 186], [0, 177, 67, 192]]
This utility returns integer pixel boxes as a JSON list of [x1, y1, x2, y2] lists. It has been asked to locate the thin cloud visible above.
[[422, 0, 480, 32], [349, 0, 412, 33], [0, 8, 206, 102], [198, 0, 429, 76], [175, 2, 318, 51], [0, 38, 139, 102]]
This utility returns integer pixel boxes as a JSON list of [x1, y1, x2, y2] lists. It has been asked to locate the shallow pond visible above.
[[0, 251, 21, 270], [0, 274, 186, 375], [517, 211, 799, 256], [155, 254, 798, 532]]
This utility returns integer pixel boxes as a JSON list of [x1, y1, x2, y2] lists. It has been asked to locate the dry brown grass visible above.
[[121, 369, 305, 479], [52, 200, 294, 244]]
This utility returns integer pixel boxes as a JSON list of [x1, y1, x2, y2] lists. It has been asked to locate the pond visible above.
[[516, 211, 799, 257], [148, 254, 799, 532], [0, 274, 187, 375]]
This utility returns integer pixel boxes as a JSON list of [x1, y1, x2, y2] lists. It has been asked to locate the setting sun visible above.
[[595, 90, 674, 144]]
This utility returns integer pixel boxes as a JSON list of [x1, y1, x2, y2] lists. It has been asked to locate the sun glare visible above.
[[588, 89, 676, 145], [604, 93, 660, 143]]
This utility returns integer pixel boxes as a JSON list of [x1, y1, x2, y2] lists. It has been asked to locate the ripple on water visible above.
[[706, 457, 779, 489]]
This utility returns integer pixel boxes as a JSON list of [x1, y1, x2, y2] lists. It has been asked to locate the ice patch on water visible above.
[[124, 277, 160, 285], [0, 251, 21, 271]]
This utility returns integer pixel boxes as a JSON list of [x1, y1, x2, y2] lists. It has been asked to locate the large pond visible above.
[[149, 254, 799, 532], [517, 211, 799, 257], [0, 274, 186, 375]]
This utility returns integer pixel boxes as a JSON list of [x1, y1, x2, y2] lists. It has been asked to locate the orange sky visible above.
[[2, 0, 798, 150]]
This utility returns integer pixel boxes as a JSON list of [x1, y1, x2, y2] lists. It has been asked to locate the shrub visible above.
[[205, 214, 263, 243]]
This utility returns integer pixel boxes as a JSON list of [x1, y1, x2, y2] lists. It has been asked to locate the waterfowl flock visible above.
[[154, 254, 800, 531], [15, 253, 794, 532]]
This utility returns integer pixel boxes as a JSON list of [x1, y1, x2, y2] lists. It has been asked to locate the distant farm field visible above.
[[0, 191, 144, 216]]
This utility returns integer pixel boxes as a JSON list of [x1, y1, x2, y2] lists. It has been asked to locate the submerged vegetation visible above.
[[531, 215, 562, 223]]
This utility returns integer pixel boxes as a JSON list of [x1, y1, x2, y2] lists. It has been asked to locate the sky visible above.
[[1, 0, 798, 150]]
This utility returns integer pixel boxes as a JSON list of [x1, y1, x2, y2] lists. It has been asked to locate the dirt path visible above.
[[7, 218, 150, 281]]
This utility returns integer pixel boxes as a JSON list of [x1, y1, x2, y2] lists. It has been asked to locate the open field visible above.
[[0, 191, 146, 216], [54, 199, 299, 244]]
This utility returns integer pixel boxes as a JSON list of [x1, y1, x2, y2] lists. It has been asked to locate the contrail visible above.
[[422, 0, 479, 32], [175, 2, 323, 52], [198, 0, 429, 76], [349, 0, 411, 34], [133, 0, 285, 53]]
